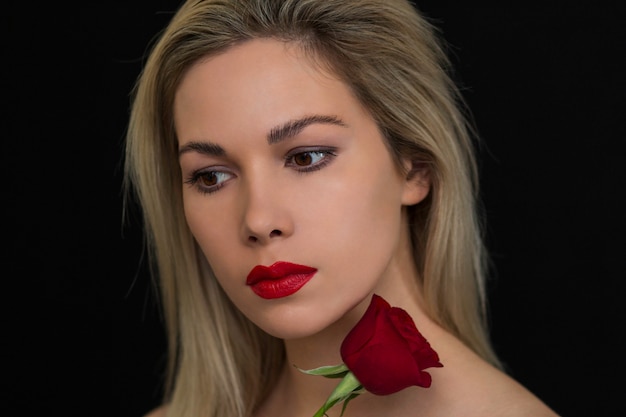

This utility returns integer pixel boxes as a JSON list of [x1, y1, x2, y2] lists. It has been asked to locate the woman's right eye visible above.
[[185, 170, 234, 194]]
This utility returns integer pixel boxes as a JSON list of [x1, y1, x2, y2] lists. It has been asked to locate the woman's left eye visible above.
[[285, 148, 337, 172]]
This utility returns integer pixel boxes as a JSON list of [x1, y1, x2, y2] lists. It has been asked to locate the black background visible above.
[[5, 2, 625, 416]]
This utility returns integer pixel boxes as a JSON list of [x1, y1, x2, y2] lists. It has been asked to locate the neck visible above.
[[266, 295, 435, 416], [258, 302, 363, 416], [257, 233, 435, 416]]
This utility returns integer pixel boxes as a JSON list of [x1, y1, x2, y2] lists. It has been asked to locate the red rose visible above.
[[340, 294, 443, 395]]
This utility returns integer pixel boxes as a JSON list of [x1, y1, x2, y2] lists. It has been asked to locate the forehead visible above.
[[173, 38, 368, 143]]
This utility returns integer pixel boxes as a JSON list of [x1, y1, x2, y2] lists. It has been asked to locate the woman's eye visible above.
[[286, 148, 337, 172], [185, 170, 234, 194], [293, 152, 321, 166]]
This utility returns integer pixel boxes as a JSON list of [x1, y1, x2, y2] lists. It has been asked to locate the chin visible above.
[[262, 326, 320, 341], [248, 304, 337, 341]]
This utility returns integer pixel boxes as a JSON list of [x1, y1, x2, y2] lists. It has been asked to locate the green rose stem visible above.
[[297, 364, 365, 417], [297, 294, 442, 416]]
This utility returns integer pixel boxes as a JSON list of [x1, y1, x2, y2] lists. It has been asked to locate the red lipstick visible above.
[[246, 261, 317, 299]]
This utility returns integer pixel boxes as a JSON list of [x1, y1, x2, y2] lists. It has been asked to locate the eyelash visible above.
[[185, 147, 338, 195], [285, 147, 338, 173], [184, 169, 233, 195]]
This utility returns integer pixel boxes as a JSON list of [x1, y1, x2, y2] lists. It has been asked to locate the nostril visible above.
[[247, 230, 282, 243]]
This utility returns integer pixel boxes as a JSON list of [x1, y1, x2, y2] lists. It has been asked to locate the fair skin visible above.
[[147, 38, 559, 417]]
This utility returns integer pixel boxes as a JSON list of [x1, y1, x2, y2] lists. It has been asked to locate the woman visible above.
[[124, 0, 560, 416]]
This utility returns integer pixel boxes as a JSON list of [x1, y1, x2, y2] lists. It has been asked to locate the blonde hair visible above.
[[124, 0, 500, 416]]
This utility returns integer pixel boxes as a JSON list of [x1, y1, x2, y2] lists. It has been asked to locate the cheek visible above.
[[184, 199, 213, 247], [183, 196, 238, 270], [336, 159, 404, 228], [309, 166, 405, 269], [333, 192, 402, 259]]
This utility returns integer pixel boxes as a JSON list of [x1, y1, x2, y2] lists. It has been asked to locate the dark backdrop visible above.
[[5, 2, 625, 416]]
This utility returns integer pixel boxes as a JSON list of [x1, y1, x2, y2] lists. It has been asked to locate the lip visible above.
[[246, 261, 317, 299]]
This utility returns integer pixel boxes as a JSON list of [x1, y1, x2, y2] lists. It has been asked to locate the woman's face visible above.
[[175, 39, 429, 339]]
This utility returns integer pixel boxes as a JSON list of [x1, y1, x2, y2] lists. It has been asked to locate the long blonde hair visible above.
[[124, 0, 500, 415]]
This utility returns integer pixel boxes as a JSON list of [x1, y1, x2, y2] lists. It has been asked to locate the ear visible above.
[[401, 159, 431, 206]]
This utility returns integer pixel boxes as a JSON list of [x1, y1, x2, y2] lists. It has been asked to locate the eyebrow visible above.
[[267, 114, 347, 145], [178, 114, 347, 157], [178, 141, 225, 157]]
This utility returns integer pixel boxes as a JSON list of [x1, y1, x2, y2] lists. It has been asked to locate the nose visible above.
[[239, 178, 294, 245]]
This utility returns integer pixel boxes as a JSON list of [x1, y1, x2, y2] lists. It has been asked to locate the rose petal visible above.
[[340, 294, 443, 396], [340, 294, 390, 360], [389, 308, 443, 370], [348, 344, 424, 395]]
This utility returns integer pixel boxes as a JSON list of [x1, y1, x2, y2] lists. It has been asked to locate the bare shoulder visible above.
[[424, 331, 561, 417], [437, 356, 561, 417], [143, 405, 167, 417], [484, 375, 561, 417]]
